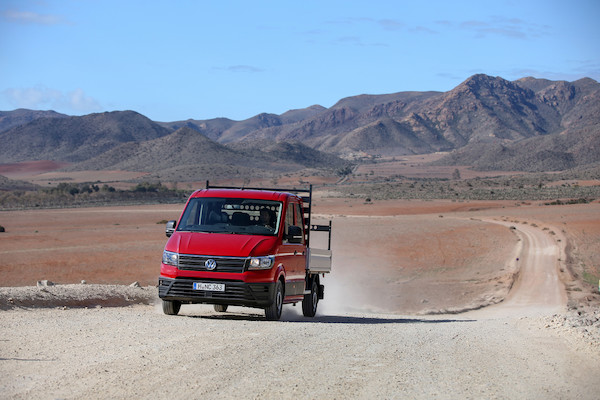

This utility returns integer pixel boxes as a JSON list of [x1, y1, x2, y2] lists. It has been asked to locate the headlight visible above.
[[162, 250, 179, 266], [248, 256, 274, 270]]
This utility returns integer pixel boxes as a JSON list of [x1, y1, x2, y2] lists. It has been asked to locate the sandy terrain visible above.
[[0, 206, 182, 287], [0, 161, 71, 177], [1, 198, 599, 398], [0, 160, 148, 184], [352, 153, 525, 180]]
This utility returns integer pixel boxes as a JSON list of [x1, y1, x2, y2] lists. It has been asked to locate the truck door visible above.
[[279, 200, 306, 298]]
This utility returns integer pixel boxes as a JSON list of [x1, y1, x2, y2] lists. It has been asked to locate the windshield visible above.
[[176, 197, 282, 236]]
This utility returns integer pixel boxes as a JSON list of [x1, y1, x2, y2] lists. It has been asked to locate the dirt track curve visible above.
[[1, 221, 599, 399], [467, 219, 568, 319]]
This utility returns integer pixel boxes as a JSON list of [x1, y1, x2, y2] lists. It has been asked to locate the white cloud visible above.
[[2, 86, 62, 109], [410, 26, 439, 35], [2, 86, 102, 114], [459, 16, 549, 40], [377, 18, 404, 31], [65, 88, 102, 112], [2, 9, 73, 26]]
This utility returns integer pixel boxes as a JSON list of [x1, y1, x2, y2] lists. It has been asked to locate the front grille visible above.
[[178, 255, 246, 273]]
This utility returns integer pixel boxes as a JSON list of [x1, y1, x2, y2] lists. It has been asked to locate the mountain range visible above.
[[0, 74, 598, 180]]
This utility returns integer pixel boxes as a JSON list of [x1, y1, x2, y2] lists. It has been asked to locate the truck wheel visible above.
[[162, 300, 181, 315], [265, 280, 283, 321], [302, 279, 318, 317], [213, 304, 228, 312]]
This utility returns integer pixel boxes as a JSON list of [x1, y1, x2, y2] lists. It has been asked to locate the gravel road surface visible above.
[[1, 221, 599, 399]]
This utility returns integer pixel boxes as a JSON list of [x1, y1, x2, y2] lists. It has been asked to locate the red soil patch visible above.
[[30, 170, 150, 186], [313, 196, 516, 216], [0, 161, 149, 186], [0, 160, 70, 177], [0, 205, 182, 287]]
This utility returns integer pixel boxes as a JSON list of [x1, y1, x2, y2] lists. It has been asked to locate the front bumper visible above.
[[158, 277, 276, 308]]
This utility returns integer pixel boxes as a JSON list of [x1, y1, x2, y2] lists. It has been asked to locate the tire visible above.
[[302, 279, 318, 317], [162, 300, 181, 315], [213, 304, 228, 312], [265, 280, 283, 321]]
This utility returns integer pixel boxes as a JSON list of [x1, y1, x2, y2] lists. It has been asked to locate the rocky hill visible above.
[[433, 129, 600, 171], [433, 76, 600, 171], [0, 110, 172, 163], [67, 126, 294, 175], [0, 74, 598, 175], [61, 126, 348, 181], [0, 109, 67, 133], [155, 75, 600, 171]]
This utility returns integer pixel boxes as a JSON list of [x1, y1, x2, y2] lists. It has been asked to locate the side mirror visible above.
[[287, 225, 303, 243], [165, 220, 177, 237]]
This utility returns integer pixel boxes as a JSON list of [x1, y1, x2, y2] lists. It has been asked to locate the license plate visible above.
[[193, 282, 225, 292]]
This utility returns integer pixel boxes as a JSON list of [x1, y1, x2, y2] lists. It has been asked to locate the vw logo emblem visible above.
[[205, 259, 217, 270]]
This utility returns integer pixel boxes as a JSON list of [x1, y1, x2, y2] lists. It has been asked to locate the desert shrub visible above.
[[132, 181, 171, 193], [336, 166, 353, 176], [0, 181, 189, 210]]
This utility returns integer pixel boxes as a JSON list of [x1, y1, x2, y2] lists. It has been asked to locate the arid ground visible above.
[[1, 195, 599, 313], [1, 184, 600, 398]]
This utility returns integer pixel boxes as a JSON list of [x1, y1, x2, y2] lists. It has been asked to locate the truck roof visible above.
[[190, 188, 298, 202]]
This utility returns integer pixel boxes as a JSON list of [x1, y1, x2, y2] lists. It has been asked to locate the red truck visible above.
[[158, 182, 332, 320]]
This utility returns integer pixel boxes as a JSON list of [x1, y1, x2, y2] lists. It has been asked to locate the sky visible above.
[[1, 0, 599, 122]]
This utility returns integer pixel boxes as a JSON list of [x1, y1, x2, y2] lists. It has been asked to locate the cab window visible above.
[[283, 202, 295, 243], [283, 201, 305, 244], [294, 202, 305, 244]]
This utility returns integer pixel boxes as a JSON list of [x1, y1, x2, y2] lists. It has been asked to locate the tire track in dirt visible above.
[[467, 219, 567, 318]]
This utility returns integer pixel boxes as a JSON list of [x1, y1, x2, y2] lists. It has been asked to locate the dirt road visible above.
[[466, 219, 568, 319], [1, 220, 599, 399]]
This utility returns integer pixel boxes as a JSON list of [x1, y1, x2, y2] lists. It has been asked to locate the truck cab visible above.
[[158, 183, 331, 320]]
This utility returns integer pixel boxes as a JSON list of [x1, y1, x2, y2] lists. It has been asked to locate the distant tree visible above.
[[452, 168, 461, 180]]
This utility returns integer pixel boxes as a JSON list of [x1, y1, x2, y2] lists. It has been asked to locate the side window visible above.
[[283, 201, 305, 244], [294, 202, 305, 244], [283, 202, 295, 243]]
